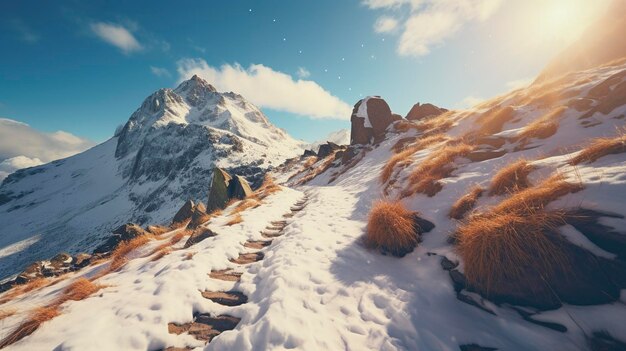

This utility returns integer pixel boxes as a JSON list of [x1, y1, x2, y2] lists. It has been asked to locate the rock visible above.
[[188, 204, 211, 229], [184, 227, 217, 248], [49, 253, 73, 269], [72, 253, 92, 269], [93, 223, 148, 254], [405, 102, 448, 121], [440, 256, 459, 271], [302, 149, 317, 157], [350, 96, 397, 145], [449, 269, 467, 292], [15, 262, 45, 284], [172, 199, 195, 225], [317, 142, 341, 159], [412, 214, 435, 234], [207, 167, 233, 212], [341, 146, 360, 165], [228, 175, 253, 200]]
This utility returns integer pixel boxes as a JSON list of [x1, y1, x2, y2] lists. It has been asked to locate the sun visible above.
[[536, 0, 604, 43]]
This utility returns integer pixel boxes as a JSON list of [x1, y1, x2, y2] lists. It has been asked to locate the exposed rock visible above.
[[459, 344, 498, 351], [184, 227, 216, 248], [72, 253, 92, 269], [440, 256, 459, 271], [49, 253, 73, 269], [449, 269, 467, 292], [317, 142, 341, 159], [15, 262, 45, 284], [302, 149, 317, 157], [172, 199, 195, 225], [341, 146, 361, 165], [228, 175, 253, 200], [350, 96, 397, 145], [405, 102, 448, 121], [187, 205, 211, 230], [207, 167, 233, 212], [93, 223, 148, 254]]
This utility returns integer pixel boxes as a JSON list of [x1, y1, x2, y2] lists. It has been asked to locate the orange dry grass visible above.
[[183, 252, 196, 261], [0, 278, 52, 305], [0, 306, 60, 348], [231, 198, 261, 215], [0, 309, 16, 321], [456, 173, 582, 295], [109, 235, 151, 272], [225, 213, 243, 226], [146, 225, 169, 236], [516, 106, 566, 143], [404, 142, 474, 197], [569, 133, 626, 165], [365, 201, 417, 257], [255, 174, 282, 199], [414, 111, 455, 135], [489, 159, 535, 195], [151, 247, 172, 261], [394, 119, 419, 133], [476, 106, 516, 135], [58, 278, 104, 303], [382, 134, 449, 183], [296, 151, 338, 185], [449, 186, 484, 220]]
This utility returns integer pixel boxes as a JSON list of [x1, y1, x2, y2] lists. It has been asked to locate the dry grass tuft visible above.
[[296, 151, 339, 185], [394, 119, 420, 133], [516, 106, 566, 143], [225, 213, 243, 226], [0, 278, 52, 305], [489, 159, 535, 195], [255, 174, 282, 199], [59, 278, 104, 303], [456, 173, 584, 296], [151, 248, 172, 261], [570, 133, 626, 165], [414, 111, 455, 135], [109, 235, 151, 272], [0, 309, 16, 321], [183, 252, 196, 261], [382, 134, 449, 184], [476, 106, 516, 135], [403, 142, 474, 197], [365, 200, 418, 257], [0, 306, 60, 348], [449, 186, 484, 220], [146, 225, 169, 236], [231, 197, 261, 216]]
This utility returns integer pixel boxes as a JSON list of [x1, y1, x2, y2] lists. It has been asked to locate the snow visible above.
[[308, 129, 350, 152], [356, 96, 376, 128]]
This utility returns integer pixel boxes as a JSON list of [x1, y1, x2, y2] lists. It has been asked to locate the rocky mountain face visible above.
[[0, 76, 303, 280]]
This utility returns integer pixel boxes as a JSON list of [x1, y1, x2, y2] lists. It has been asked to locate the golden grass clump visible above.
[[381, 134, 449, 184], [255, 174, 282, 199], [475, 106, 516, 135], [0, 278, 52, 305], [231, 197, 261, 215], [569, 133, 626, 165], [449, 186, 484, 220], [394, 119, 420, 133], [295, 151, 338, 185], [59, 278, 105, 303], [414, 111, 455, 136], [151, 247, 172, 261], [489, 159, 535, 195], [0, 309, 16, 321], [403, 142, 474, 197], [108, 235, 151, 272], [365, 200, 418, 257], [146, 225, 169, 236], [0, 306, 60, 348], [516, 106, 566, 143], [455, 173, 583, 296], [225, 213, 243, 226]]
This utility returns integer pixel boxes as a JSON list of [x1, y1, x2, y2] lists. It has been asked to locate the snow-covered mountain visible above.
[[308, 128, 350, 152], [0, 75, 303, 280]]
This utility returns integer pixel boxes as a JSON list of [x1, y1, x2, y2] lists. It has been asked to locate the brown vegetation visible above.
[[455, 173, 584, 297], [255, 174, 281, 199], [394, 119, 420, 133], [295, 151, 338, 185], [516, 106, 566, 144], [365, 200, 418, 257], [0, 278, 53, 305], [570, 133, 626, 165], [449, 186, 484, 220], [0, 309, 16, 321], [403, 142, 474, 197], [231, 198, 261, 215], [0, 306, 60, 348], [108, 235, 152, 272], [414, 111, 455, 136], [59, 278, 105, 303], [476, 106, 516, 135], [225, 214, 243, 226], [489, 159, 535, 195], [151, 247, 172, 261], [381, 134, 449, 184]]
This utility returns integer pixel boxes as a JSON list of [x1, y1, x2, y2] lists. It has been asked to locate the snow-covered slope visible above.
[[0, 75, 303, 281], [308, 129, 350, 152]]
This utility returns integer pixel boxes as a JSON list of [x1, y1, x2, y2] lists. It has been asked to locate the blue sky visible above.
[[0, 0, 610, 144]]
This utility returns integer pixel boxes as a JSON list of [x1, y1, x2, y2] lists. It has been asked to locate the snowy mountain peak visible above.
[[174, 74, 218, 106]]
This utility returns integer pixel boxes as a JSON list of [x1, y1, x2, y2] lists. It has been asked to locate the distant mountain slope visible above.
[[308, 129, 350, 152], [0, 75, 303, 280]]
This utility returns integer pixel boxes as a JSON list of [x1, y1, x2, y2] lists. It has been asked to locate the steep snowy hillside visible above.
[[0, 76, 303, 281]]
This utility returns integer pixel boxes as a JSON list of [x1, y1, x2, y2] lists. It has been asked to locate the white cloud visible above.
[[0, 156, 43, 180], [176, 59, 352, 120], [296, 67, 311, 78], [363, 0, 502, 57], [374, 16, 399, 33], [0, 118, 95, 174], [506, 77, 533, 90], [150, 66, 171, 77], [90, 22, 142, 54]]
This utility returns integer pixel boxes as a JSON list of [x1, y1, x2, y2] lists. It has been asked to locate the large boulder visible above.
[[207, 167, 233, 212], [405, 102, 448, 121], [302, 149, 317, 157], [187, 202, 211, 229], [228, 175, 253, 200], [172, 199, 195, 225], [350, 96, 399, 145], [93, 223, 148, 254]]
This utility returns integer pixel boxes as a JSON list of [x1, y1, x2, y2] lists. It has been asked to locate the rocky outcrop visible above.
[[302, 149, 316, 157], [93, 223, 148, 254], [317, 142, 341, 159], [405, 103, 448, 121], [350, 96, 400, 145], [172, 199, 195, 226], [207, 167, 254, 212], [188, 202, 211, 229]]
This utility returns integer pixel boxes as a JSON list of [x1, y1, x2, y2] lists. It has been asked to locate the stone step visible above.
[[261, 230, 283, 238], [265, 225, 284, 231], [243, 240, 272, 249], [271, 220, 287, 226], [168, 314, 240, 342], [201, 290, 248, 306], [209, 269, 242, 282], [229, 252, 264, 265]]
